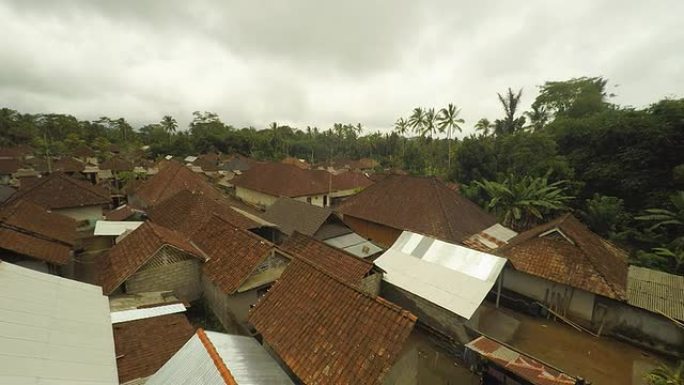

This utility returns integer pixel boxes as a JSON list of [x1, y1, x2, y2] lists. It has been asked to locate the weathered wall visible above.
[[201, 275, 259, 334], [381, 283, 470, 344], [55, 205, 104, 221], [359, 271, 383, 296], [125, 248, 202, 301], [235, 187, 278, 209], [293, 193, 328, 207], [502, 268, 596, 322], [598, 297, 684, 357], [382, 345, 418, 385], [342, 215, 402, 249]]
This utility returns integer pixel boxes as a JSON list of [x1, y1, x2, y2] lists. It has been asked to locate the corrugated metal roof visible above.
[[94, 220, 144, 236], [627, 265, 684, 321], [375, 231, 506, 320], [324, 232, 383, 258], [110, 303, 186, 324], [0, 261, 118, 385], [146, 331, 294, 385]]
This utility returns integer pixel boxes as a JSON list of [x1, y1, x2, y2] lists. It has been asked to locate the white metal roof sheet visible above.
[[110, 303, 187, 324], [375, 231, 507, 320], [146, 331, 294, 385], [0, 262, 118, 385], [94, 220, 144, 236], [324, 232, 383, 258]]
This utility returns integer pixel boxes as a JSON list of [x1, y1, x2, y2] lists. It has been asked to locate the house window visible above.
[[306, 196, 312, 204], [323, 195, 328, 207]]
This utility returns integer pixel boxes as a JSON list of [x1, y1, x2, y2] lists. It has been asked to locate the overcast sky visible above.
[[1, 0, 682, 137]]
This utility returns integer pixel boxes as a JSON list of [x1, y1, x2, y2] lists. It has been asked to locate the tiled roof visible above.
[[133, 160, 224, 207], [72, 145, 96, 158], [0, 146, 30, 158], [0, 199, 77, 245], [113, 313, 195, 384], [53, 157, 85, 172], [337, 175, 497, 244], [0, 228, 71, 264], [330, 170, 374, 191], [99, 221, 205, 294], [261, 197, 334, 236], [100, 156, 133, 172], [281, 232, 374, 284], [0, 158, 21, 174], [281, 156, 310, 169], [192, 215, 275, 294], [249, 258, 416, 385], [232, 162, 330, 197], [106, 204, 139, 221], [0, 185, 15, 203], [9, 172, 110, 209], [627, 265, 684, 321], [148, 190, 260, 235], [496, 214, 628, 300]]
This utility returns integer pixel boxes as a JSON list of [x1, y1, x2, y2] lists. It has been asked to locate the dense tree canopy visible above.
[[1, 76, 683, 274]]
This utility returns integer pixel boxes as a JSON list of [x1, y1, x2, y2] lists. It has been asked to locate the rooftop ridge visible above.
[[209, 213, 276, 247], [289, 231, 374, 268], [196, 329, 238, 385]]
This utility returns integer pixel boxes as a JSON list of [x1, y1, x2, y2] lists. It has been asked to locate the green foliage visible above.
[[475, 174, 574, 231], [533, 76, 611, 119], [494, 88, 526, 135], [580, 194, 629, 239], [646, 361, 684, 385]]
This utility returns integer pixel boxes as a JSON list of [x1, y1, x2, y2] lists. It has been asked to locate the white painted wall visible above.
[[54, 205, 104, 221], [502, 268, 596, 322], [293, 193, 328, 207], [235, 187, 278, 208]]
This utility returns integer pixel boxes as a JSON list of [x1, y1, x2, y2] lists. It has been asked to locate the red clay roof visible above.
[[261, 197, 335, 236], [100, 157, 133, 172], [281, 156, 310, 169], [114, 313, 195, 383], [0, 146, 30, 158], [496, 214, 628, 300], [0, 228, 71, 265], [192, 215, 275, 294], [72, 145, 96, 158], [133, 160, 224, 207], [281, 232, 374, 284], [0, 159, 21, 174], [9, 172, 110, 209], [105, 204, 138, 221], [0, 199, 77, 245], [148, 190, 260, 235], [53, 157, 85, 173], [249, 258, 416, 385], [232, 162, 330, 197], [330, 170, 374, 191], [100, 221, 205, 294], [337, 175, 497, 244]]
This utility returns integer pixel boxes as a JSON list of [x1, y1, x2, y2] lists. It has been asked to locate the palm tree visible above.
[[394, 117, 409, 157], [646, 361, 683, 385], [475, 174, 574, 230], [475, 118, 492, 137], [408, 107, 426, 136], [525, 104, 549, 132], [636, 191, 684, 234], [437, 103, 465, 169], [160, 115, 178, 135], [423, 108, 437, 139], [494, 88, 526, 135]]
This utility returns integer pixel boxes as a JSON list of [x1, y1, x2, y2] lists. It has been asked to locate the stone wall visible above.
[[201, 275, 260, 335], [125, 248, 202, 301]]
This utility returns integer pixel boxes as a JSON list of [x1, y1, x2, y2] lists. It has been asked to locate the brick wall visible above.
[[125, 248, 202, 301]]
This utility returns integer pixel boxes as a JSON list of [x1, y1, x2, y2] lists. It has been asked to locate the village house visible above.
[[375, 230, 507, 343], [111, 304, 195, 384], [260, 197, 382, 258], [0, 199, 78, 276], [100, 156, 134, 189], [145, 329, 295, 385], [192, 215, 291, 333], [72, 145, 98, 165], [99, 221, 207, 301], [337, 174, 498, 248], [7, 172, 110, 221], [232, 161, 372, 209], [52, 156, 85, 175], [129, 159, 224, 208], [281, 155, 311, 169], [248, 257, 417, 385], [0, 261, 119, 384], [0, 158, 21, 185], [281, 232, 381, 294]]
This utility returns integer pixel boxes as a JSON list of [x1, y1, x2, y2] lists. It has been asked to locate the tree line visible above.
[[1, 76, 682, 274]]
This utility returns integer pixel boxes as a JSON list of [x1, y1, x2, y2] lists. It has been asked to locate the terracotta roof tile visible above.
[[0, 159, 21, 174], [106, 204, 138, 221], [232, 162, 330, 197], [330, 170, 374, 191], [261, 197, 334, 236], [52, 157, 85, 172], [100, 221, 205, 294], [496, 214, 628, 300], [281, 232, 373, 284], [0, 199, 77, 245], [9, 172, 110, 209], [113, 313, 195, 383], [0, 228, 71, 265], [148, 190, 260, 235], [71, 145, 96, 158], [249, 258, 416, 385], [337, 175, 496, 244], [100, 156, 134, 172], [192, 215, 275, 294], [281, 156, 310, 169], [133, 160, 224, 207]]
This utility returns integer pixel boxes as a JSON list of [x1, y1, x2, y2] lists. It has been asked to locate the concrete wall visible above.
[[381, 283, 470, 344], [359, 271, 383, 296], [124, 249, 202, 301], [598, 297, 684, 357], [235, 186, 278, 209], [342, 215, 402, 249], [54, 205, 104, 222], [293, 193, 328, 208], [202, 275, 259, 334], [383, 345, 418, 385], [502, 268, 596, 322]]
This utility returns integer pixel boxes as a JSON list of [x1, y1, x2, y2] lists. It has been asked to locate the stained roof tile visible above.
[[133, 160, 224, 207], [9, 172, 110, 209]]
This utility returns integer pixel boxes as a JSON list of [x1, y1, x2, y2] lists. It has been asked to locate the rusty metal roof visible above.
[[627, 265, 684, 321]]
